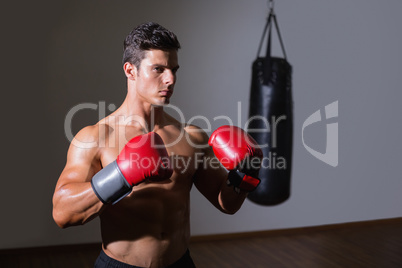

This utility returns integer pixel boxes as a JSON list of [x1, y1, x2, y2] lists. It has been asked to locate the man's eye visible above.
[[153, 67, 164, 72]]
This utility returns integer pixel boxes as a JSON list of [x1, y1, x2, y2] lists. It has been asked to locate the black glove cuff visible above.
[[227, 170, 260, 193]]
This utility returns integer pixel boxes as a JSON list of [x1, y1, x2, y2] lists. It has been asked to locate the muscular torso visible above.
[[96, 115, 201, 267]]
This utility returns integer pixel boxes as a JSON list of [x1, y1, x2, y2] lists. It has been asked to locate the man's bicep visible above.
[[52, 127, 105, 228], [57, 148, 100, 189], [56, 127, 101, 188]]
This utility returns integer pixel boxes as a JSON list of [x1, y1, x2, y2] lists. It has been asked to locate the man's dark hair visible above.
[[123, 22, 181, 69]]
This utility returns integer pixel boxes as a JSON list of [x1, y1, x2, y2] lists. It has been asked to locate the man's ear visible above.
[[123, 62, 137, 80]]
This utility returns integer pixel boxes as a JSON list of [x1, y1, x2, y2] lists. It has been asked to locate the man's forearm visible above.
[[218, 181, 248, 214], [52, 182, 104, 228]]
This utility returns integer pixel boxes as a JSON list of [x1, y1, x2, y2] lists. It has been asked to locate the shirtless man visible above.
[[52, 22, 262, 268]]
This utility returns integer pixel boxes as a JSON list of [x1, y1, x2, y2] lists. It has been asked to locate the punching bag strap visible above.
[[255, 13, 273, 85], [271, 12, 287, 60], [256, 13, 273, 59], [255, 3, 288, 85], [256, 4, 288, 60]]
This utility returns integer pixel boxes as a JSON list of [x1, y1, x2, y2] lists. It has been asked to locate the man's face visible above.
[[135, 49, 179, 106]]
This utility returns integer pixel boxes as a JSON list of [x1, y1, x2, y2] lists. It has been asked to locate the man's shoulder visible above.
[[183, 123, 206, 132], [162, 113, 209, 143], [71, 122, 113, 149], [183, 124, 210, 146], [69, 124, 99, 149]]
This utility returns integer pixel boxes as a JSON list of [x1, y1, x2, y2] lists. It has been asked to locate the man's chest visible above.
[[99, 126, 203, 178]]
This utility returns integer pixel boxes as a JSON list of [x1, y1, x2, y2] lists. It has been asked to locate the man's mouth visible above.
[[159, 89, 173, 97]]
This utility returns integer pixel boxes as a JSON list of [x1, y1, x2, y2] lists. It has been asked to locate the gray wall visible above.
[[2, 0, 402, 249]]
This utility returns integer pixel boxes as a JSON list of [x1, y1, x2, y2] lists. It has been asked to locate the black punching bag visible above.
[[247, 11, 293, 206]]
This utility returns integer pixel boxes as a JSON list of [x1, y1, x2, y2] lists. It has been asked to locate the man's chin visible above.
[[152, 99, 170, 107]]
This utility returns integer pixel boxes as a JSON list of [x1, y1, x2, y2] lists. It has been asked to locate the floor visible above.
[[1, 219, 401, 267]]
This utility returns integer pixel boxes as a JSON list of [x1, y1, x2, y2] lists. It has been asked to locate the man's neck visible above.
[[115, 95, 166, 132]]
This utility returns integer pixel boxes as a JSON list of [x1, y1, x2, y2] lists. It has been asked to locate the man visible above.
[[52, 22, 262, 268]]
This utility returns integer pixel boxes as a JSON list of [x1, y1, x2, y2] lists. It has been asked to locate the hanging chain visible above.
[[268, 0, 275, 15]]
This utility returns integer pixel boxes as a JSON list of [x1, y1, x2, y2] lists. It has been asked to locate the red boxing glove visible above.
[[209, 125, 263, 192], [116, 132, 172, 186], [92, 132, 172, 204]]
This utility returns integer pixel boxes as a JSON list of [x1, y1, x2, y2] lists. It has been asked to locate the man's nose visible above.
[[163, 70, 176, 86]]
